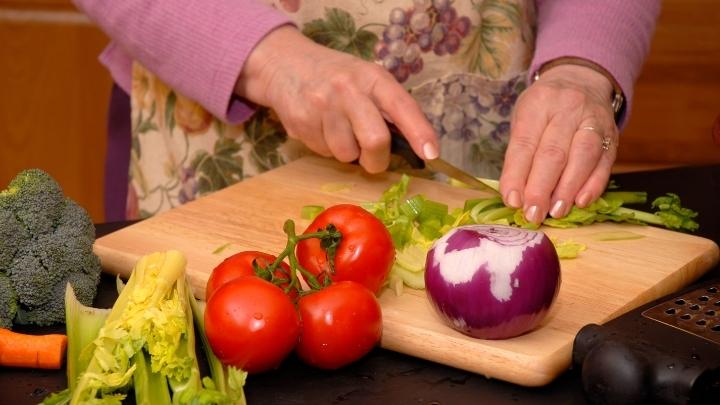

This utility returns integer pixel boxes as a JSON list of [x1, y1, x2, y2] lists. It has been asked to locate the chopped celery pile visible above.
[[364, 175, 699, 293]]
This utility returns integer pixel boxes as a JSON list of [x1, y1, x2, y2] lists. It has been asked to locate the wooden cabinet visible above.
[[617, 0, 720, 166], [1, 0, 110, 222]]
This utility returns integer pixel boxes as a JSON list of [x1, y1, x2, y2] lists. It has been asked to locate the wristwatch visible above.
[[533, 57, 626, 124]]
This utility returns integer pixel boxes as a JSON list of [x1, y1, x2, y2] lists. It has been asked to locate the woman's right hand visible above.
[[235, 25, 439, 173]]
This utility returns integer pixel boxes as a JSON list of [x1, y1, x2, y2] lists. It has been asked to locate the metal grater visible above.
[[573, 278, 720, 405], [642, 284, 720, 344]]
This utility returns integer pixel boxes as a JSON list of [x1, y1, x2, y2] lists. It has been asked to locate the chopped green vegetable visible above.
[[588, 231, 645, 241], [320, 182, 355, 193], [212, 243, 232, 255], [389, 265, 426, 290], [394, 243, 428, 273], [301, 205, 325, 221], [550, 239, 587, 259], [368, 175, 700, 292]]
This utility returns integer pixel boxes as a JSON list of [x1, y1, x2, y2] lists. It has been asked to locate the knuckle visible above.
[[508, 134, 537, 154], [537, 144, 568, 167], [329, 72, 355, 93], [360, 133, 387, 153], [531, 85, 558, 104], [574, 136, 599, 155], [368, 63, 391, 80], [304, 89, 329, 109], [286, 108, 311, 127]]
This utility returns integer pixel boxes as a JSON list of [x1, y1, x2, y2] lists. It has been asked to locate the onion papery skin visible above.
[[424, 225, 561, 339]]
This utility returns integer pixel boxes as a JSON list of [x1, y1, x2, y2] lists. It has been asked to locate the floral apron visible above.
[[127, 0, 535, 219]]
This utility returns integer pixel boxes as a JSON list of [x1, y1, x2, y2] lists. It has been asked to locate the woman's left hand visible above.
[[499, 63, 619, 224]]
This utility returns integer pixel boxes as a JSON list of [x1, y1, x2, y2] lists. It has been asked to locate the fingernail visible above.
[[423, 142, 439, 160], [577, 192, 592, 207], [506, 190, 522, 208], [524, 205, 542, 224], [550, 200, 566, 218]]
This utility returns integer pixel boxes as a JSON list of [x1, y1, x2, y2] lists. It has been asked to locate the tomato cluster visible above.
[[203, 204, 394, 373]]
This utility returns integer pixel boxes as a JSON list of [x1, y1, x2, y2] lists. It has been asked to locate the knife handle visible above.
[[386, 121, 426, 169]]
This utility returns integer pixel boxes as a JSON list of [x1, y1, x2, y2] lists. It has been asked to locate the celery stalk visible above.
[[133, 350, 171, 405], [39, 286, 112, 405], [188, 291, 247, 405]]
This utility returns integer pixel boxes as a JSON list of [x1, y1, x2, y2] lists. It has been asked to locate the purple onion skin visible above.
[[424, 225, 561, 340]]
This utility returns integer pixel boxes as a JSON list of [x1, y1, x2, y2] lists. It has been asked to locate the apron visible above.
[[126, 0, 535, 219]]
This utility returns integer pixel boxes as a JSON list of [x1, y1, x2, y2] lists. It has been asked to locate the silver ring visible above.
[[580, 126, 611, 151]]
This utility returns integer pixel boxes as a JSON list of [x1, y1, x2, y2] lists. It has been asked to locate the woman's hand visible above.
[[499, 63, 619, 224], [235, 25, 439, 173]]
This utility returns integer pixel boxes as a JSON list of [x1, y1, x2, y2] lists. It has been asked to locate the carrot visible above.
[[0, 328, 68, 369]]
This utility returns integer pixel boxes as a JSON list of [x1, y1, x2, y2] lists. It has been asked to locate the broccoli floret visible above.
[[0, 273, 18, 328], [0, 169, 102, 327], [15, 270, 100, 326], [0, 207, 30, 271], [0, 169, 65, 235]]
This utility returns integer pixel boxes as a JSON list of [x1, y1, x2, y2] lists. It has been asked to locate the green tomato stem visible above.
[[264, 219, 341, 298]]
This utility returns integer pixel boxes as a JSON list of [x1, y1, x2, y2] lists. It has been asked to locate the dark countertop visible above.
[[2, 165, 719, 405]]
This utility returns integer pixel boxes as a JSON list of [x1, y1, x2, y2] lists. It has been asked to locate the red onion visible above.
[[424, 225, 561, 339]]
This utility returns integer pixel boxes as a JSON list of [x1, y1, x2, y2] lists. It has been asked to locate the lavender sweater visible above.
[[73, 0, 660, 125]]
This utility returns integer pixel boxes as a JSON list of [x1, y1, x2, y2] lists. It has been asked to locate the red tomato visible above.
[[206, 251, 293, 300], [204, 276, 300, 373], [296, 281, 382, 369], [296, 204, 394, 293]]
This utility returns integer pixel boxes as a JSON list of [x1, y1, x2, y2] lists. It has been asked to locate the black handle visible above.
[[386, 121, 426, 169]]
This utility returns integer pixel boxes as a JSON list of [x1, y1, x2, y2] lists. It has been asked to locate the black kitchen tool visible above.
[[573, 278, 720, 405], [388, 121, 425, 169]]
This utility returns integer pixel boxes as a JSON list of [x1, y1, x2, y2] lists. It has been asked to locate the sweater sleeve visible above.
[[72, 0, 292, 123], [531, 0, 661, 126]]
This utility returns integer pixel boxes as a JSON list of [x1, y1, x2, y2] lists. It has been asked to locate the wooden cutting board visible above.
[[94, 156, 719, 387]]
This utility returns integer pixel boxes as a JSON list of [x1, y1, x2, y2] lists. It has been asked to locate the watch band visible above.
[[533, 57, 625, 123]]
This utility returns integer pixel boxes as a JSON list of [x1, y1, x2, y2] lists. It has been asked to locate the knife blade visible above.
[[387, 121, 500, 195]]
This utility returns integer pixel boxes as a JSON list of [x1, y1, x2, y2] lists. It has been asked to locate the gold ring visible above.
[[580, 126, 611, 151]]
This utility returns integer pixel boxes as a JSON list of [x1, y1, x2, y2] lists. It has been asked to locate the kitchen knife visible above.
[[387, 121, 500, 195]]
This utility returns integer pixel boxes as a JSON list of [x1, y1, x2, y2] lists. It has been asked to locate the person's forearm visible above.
[[531, 0, 661, 126], [73, 0, 292, 122]]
